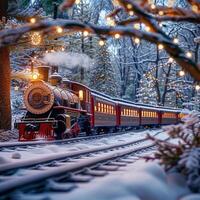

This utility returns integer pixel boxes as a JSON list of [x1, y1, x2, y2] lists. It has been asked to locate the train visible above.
[[15, 66, 187, 141]]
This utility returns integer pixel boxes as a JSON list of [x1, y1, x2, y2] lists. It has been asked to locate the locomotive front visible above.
[[16, 73, 82, 141], [24, 81, 55, 115]]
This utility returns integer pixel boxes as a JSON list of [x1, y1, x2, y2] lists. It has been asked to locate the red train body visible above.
[[16, 79, 187, 141]]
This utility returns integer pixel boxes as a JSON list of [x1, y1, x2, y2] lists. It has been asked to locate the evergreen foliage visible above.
[[147, 113, 200, 192], [89, 44, 118, 97]]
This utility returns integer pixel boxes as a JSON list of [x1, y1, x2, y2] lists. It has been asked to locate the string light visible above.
[[192, 4, 198, 13], [151, 4, 156, 9], [179, 70, 185, 77], [56, 26, 63, 33], [186, 51, 192, 58], [173, 38, 179, 44], [168, 57, 174, 63], [113, 0, 120, 6], [145, 26, 150, 32], [114, 33, 120, 39], [195, 85, 200, 91], [75, 0, 80, 4], [134, 37, 140, 44], [30, 18, 36, 24], [158, 44, 164, 50], [159, 11, 164, 16], [127, 4, 132, 9], [99, 40, 105, 46], [106, 17, 115, 26], [134, 23, 140, 30], [83, 30, 89, 37], [61, 47, 65, 51], [129, 11, 134, 16], [31, 32, 42, 46]]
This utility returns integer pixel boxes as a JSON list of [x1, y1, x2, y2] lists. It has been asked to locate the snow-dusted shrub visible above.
[[147, 113, 200, 192]]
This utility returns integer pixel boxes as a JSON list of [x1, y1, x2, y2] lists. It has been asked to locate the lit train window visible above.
[[95, 106, 97, 112], [101, 104, 103, 112]]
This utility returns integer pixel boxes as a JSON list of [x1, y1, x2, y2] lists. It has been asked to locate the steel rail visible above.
[[0, 142, 156, 195], [0, 135, 153, 173], [0, 129, 147, 150]]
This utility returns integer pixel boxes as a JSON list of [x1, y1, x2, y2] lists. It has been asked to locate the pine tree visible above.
[[136, 73, 157, 105], [89, 44, 118, 97]]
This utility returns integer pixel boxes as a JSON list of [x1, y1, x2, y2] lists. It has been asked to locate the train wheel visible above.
[[55, 120, 66, 140]]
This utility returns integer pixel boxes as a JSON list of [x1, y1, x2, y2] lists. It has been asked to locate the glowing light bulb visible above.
[[145, 26, 150, 32], [158, 44, 164, 50], [99, 40, 105, 46], [75, 0, 80, 4], [129, 11, 134, 16], [179, 70, 185, 77], [114, 33, 120, 39], [159, 11, 164, 16], [83, 30, 89, 37], [195, 85, 200, 91], [32, 73, 39, 80], [134, 23, 140, 30], [168, 57, 174, 63], [173, 38, 179, 44], [30, 18, 36, 24], [61, 47, 65, 51], [192, 4, 198, 13], [127, 4, 132, 9], [151, 4, 156, 9], [56, 26, 63, 33], [31, 32, 42, 46], [186, 51, 192, 58], [134, 37, 140, 44]]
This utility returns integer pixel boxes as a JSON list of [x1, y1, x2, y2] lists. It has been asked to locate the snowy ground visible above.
[[0, 129, 162, 165], [15, 160, 200, 200], [1, 129, 199, 200], [0, 129, 18, 142]]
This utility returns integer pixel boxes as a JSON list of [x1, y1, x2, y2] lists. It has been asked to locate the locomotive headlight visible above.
[[32, 73, 39, 80]]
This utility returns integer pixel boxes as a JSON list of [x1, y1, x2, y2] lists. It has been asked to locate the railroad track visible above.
[[0, 129, 150, 151], [0, 133, 160, 199]]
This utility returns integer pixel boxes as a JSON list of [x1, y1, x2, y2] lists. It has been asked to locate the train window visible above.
[[95, 106, 97, 112], [101, 104, 103, 112]]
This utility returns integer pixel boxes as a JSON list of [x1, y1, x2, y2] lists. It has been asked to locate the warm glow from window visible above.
[[79, 90, 84, 101]]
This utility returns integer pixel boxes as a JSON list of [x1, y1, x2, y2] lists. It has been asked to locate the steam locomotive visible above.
[[16, 66, 186, 141]]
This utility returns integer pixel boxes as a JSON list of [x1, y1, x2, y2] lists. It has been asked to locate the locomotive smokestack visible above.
[[37, 66, 49, 82]]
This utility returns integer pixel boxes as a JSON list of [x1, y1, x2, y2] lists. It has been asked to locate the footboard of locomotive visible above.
[[15, 118, 57, 141]]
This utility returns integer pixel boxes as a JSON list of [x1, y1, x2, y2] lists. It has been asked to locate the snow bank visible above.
[[0, 129, 18, 142], [63, 161, 191, 200]]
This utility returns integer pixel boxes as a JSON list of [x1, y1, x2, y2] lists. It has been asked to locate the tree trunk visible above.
[[0, 47, 11, 130], [0, 0, 11, 130]]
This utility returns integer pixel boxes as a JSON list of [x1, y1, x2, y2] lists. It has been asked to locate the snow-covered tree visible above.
[[89, 44, 118, 97]]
